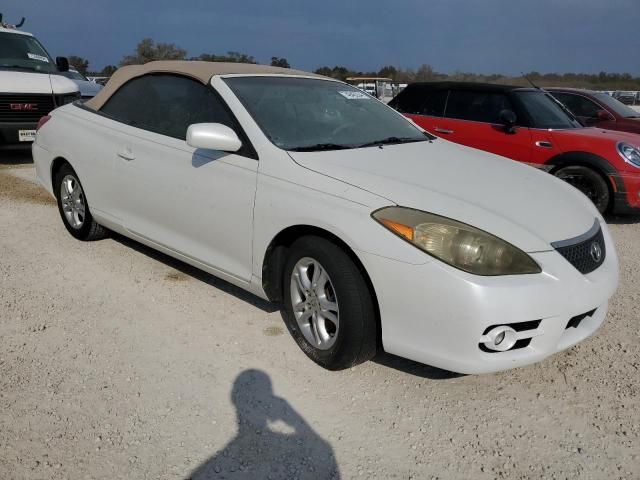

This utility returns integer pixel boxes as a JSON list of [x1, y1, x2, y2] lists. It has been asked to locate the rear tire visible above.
[[282, 236, 377, 370], [54, 163, 108, 241], [554, 165, 610, 214]]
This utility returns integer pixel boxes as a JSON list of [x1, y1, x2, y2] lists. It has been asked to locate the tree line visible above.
[[70, 38, 640, 90]]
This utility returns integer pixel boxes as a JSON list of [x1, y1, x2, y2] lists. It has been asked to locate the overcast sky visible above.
[[4, 0, 640, 74]]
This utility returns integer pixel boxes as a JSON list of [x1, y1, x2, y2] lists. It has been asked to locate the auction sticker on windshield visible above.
[[18, 130, 36, 142], [27, 53, 49, 63], [338, 90, 369, 100]]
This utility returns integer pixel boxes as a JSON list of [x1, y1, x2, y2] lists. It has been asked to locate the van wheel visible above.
[[54, 164, 108, 241], [282, 236, 377, 370], [554, 165, 610, 214]]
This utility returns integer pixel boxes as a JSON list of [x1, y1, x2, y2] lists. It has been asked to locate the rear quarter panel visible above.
[[35, 104, 120, 216]]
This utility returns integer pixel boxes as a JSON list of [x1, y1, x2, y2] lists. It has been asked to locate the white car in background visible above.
[[0, 15, 79, 148], [59, 68, 102, 99], [32, 61, 618, 374]]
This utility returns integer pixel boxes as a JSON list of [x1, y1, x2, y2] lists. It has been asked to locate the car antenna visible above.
[[0, 13, 26, 29], [522, 72, 580, 122], [521, 73, 541, 90]]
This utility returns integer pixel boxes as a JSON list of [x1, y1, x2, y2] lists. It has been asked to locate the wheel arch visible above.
[[261, 224, 382, 345], [545, 151, 622, 194], [50, 156, 72, 191]]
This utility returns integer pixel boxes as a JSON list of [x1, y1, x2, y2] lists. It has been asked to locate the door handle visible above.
[[434, 127, 454, 134], [117, 148, 136, 161], [534, 141, 553, 149]]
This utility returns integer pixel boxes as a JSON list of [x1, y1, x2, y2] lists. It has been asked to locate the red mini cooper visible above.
[[389, 82, 640, 214]]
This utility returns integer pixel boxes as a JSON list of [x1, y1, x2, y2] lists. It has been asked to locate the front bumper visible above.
[[0, 122, 37, 149], [612, 172, 640, 213], [358, 220, 619, 374]]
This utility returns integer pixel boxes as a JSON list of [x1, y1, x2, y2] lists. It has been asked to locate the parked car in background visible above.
[[390, 82, 640, 214], [59, 68, 102, 99], [88, 76, 110, 86], [548, 88, 640, 134], [32, 61, 618, 374], [0, 14, 79, 148], [345, 77, 397, 103], [613, 91, 637, 105]]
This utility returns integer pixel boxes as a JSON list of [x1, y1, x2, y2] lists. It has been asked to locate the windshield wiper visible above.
[[356, 136, 426, 148], [289, 143, 352, 152]]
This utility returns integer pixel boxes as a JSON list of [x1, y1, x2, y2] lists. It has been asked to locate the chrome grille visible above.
[[552, 221, 606, 275], [0, 94, 55, 122]]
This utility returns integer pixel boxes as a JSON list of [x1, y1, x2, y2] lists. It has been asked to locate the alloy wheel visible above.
[[289, 257, 340, 350], [60, 174, 86, 229]]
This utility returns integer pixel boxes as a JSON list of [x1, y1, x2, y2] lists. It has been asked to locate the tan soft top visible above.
[[85, 61, 325, 110]]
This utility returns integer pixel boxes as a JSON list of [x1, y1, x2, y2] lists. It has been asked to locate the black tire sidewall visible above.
[[282, 236, 376, 370], [54, 164, 97, 240], [555, 166, 610, 213]]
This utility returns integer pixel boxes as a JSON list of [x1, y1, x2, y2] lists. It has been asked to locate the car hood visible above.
[[615, 117, 640, 134], [289, 140, 599, 252], [549, 127, 640, 150], [0, 70, 78, 94]]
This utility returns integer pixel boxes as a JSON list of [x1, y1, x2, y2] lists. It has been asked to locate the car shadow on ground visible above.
[[372, 352, 464, 380], [111, 233, 279, 313], [0, 149, 33, 167], [185, 369, 341, 480], [607, 214, 640, 225], [111, 232, 464, 378]]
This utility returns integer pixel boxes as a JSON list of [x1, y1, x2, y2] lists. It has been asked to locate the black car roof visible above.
[[405, 81, 534, 93]]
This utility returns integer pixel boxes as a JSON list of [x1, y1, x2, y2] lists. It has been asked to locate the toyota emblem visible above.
[[590, 241, 602, 263]]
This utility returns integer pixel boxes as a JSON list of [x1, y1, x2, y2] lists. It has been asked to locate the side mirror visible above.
[[56, 56, 69, 72], [499, 109, 517, 132], [595, 110, 613, 121], [186, 123, 242, 152]]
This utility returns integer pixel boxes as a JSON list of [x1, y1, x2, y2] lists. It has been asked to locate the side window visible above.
[[417, 90, 448, 117], [389, 86, 423, 114], [389, 87, 447, 116], [552, 93, 601, 118], [100, 74, 236, 140], [445, 90, 514, 124]]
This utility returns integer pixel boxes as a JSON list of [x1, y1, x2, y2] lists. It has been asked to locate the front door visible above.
[[441, 89, 532, 162], [98, 73, 258, 281]]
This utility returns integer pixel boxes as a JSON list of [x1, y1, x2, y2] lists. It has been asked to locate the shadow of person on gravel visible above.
[[186, 369, 340, 480]]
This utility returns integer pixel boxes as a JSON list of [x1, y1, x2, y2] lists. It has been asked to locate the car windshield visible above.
[[62, 70, 87, 81], [0, 32, 58, 73], [512, 90, 583, 129], [224, 76, 432, 151], [594, 92, 640, 118]]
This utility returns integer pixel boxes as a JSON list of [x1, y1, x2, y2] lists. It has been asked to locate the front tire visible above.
[[54, 163, 107, 241], [282, 236, 377, 370], [554, 165, 610, 214]]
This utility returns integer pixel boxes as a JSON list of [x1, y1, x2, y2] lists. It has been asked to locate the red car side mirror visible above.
[[596, 110, 613, 121]]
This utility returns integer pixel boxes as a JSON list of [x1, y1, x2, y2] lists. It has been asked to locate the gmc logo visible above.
[[9, 103, 38, 111]]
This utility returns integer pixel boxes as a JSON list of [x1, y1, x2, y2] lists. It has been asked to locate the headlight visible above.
[[617, 142, 640, 168], [55, 92, 81, 107], [372, 207, 541, 276]]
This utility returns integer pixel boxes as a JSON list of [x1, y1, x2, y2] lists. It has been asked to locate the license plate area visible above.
[[18, 130, 36, 142]]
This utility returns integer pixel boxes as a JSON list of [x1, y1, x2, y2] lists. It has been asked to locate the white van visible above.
[[0, 15, 79, 149]]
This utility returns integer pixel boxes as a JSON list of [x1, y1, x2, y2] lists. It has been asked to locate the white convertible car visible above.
[[32, 62, 619, 373]]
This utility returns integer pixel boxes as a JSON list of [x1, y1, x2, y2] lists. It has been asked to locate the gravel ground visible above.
[[1, 151, 639, 480]]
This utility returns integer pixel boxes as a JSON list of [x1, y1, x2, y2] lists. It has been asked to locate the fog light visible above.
[[483, 326, 517, 352]]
